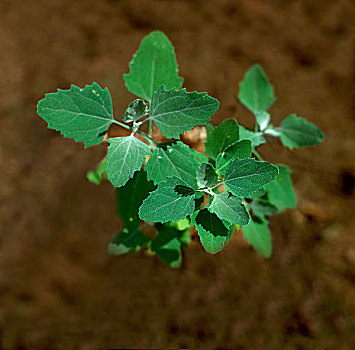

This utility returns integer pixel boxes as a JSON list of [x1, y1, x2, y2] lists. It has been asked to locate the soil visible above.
[[0, 0, 355, 349]]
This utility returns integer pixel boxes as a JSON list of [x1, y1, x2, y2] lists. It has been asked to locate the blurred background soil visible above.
[[0, 0, 355, 349]]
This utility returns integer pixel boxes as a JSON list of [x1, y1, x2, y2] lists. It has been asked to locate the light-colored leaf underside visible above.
[[210, 192, 250, 226], [107, 135, 151, 188]]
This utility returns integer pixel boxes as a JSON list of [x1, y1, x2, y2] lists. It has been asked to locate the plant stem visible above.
[[209, 182, 223, 191], [205, 188, 215, 197], [112, 119, 157, 149], [253, 149, 264, 161], [112, 119, 132, 131], [136, 130, 157, 149]]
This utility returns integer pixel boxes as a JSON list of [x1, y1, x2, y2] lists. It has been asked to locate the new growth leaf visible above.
[[124, 31, 183, 102]]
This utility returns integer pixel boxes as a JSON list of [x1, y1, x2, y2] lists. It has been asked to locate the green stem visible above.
[[196, 182, 223, 194], [136, 130, 157, 149], [209, 182, 223, 191], [205, 189, 215, 197], [112, 119, 131, 131], [253, 149, 264, 161], [112, 119, 157, 149]]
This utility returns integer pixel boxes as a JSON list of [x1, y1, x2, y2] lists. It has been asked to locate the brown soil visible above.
[[1, 0, 354, 349]]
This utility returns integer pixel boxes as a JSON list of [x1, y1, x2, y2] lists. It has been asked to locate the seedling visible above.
[[37, 31, 323, 267]]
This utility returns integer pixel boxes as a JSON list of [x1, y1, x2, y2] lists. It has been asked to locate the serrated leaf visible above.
[[139, 177, 195, 223], [108, 228, 149, 255], [224, 158, 279, 198], [279, 114, 324, 149], [255, 111, 271, 131], [115, 169, 155, 231], [191, 208, 233, 254], [216, 139, 252, 175], [123, 99, 148, 122], [124, 31, 183, 102], [37, 82, 114, 148], [242, 217, 272, 258], [204, 119, 239, 159], [87, 159, 107, 185], [239, 126, 266, 148], [239, 64, 275, 114], [265, 165, 296, 211], [151, 224, 183, 268], [210, 191, 250, 226], [196, 163, 218, 189], [150, 86, 220, 139], [145, 141, 206, 189], [107, 135, 151, 187], [251, 199, 278, 217]]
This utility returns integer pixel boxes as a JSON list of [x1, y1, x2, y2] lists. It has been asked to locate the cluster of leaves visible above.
[[37, 31, 323, 267]]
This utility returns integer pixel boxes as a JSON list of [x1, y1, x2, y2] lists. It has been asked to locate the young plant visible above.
[[36, 31, 324, 267]]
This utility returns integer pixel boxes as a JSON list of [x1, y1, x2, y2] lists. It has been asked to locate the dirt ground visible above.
[[0, 0, 355, 349]]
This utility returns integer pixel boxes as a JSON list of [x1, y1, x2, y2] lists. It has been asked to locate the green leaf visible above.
[[255, 111, 271, 131], [179, 229, 191, 246], [124, 31, 183, 102], [249, 188, 266, 199], [265, 165, 296, 211], [87, 159, 107, 185], [107, 135, 151, 188], [164, 220, 191, 245], [145, 141, 206, 189], [191, 208, 233, 254], [108, 228, 149, 255], [205, 123, 215, 138], [151, 224, 183, 268], [224, 158, 279, 198], [279, 114, 324, 149], [251, 199, 277, 217], [123, 99, 148, 122], [175, 218, 191, 231], [196, 163, 218, 189], [204, 119, 239, 159], [242, 217, 272, 258], [150, 86, 220, 139], [37, 82, 114, 148], [155, 238, 182, 268], [139, 177, 195, 223], [210, 191, 250, 226], [115, 169, 155, 231], [238, 64, 275, 114], [239, 126, 266, 148], [216, 139, 252, 175]]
